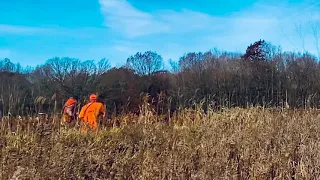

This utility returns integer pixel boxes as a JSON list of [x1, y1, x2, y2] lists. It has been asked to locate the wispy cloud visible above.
[[98, 0, 168, 37], [98, 0, 228, 38], [98, 0, 283, 38], [0, 24, 110, 39], [0, 24, 52, 35], [99, 0, 320, 56]]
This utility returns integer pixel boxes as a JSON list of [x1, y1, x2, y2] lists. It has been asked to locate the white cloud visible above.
[[0, 24, 109, 39], [98, 0, 320, 56], [0, 24, 51, 35], [98, 0, 282, 38], [98, 0, 169, 37]]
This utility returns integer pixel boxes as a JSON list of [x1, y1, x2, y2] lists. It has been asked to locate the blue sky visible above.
[[1, 0, 320, 67]]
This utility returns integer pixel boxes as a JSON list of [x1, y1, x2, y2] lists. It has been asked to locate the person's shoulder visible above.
[[96, 102, 104, 106], [93, 102, 104, 107]]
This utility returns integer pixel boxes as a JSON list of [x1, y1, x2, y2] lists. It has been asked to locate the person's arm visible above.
[[78, 105, 86, 119]]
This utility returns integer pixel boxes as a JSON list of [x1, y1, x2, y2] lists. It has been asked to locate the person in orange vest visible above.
[[61, 96, 78, 123], [78, 94, 106, 132]]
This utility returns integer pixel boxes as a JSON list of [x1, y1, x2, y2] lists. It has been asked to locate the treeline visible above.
[[0, 39, 319, 117]]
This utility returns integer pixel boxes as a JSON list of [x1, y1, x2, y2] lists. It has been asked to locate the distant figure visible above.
[[78, 94, 106, 132], [61, 96, 78, 123]]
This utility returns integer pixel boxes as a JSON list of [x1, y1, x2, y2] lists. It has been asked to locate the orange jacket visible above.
[[78, 102, 106, 130]]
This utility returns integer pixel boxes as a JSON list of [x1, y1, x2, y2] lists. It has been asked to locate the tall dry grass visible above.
[[1, 105, 320, 179]]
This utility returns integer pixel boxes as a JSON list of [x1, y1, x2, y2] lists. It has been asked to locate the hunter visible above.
[[78, 94, 106, 132], [61, 96, 78, 123]]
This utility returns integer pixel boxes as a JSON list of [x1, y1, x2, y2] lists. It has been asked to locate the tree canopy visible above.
[[1, 40, 320, 116]]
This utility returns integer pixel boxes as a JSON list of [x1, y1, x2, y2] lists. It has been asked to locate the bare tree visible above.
[[309, 20, 320, 60], [97, 58, 111, 75], [126, 51, 164, 76], [294, 22, 306, 52], [169, 59, 180, 73]]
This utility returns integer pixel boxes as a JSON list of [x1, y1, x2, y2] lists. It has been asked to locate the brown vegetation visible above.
[[1, 104, 320, 179], [2, 39, 320, 179]]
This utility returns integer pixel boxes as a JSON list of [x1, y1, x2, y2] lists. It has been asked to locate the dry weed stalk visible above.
[[1, 105, 320, 179]]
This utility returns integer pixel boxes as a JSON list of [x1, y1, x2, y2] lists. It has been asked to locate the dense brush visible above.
[[1, 107, 320, 179]]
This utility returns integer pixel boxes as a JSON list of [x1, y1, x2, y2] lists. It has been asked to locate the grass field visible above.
[[1, 106, 320, 179]]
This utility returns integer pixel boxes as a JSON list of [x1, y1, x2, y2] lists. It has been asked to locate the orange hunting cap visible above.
[[66, 97, 76, 105], [89, 94, 97, 101]]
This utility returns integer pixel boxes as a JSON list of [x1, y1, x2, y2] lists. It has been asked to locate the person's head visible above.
[[89, 94, 97, 102], [66, 97, 77, 105]]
